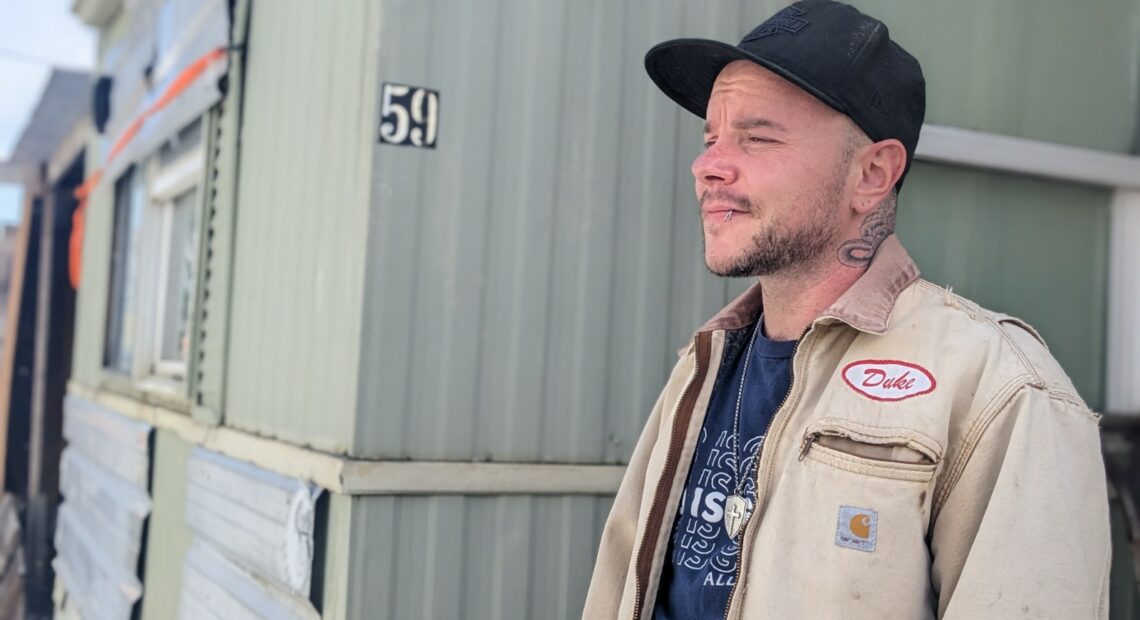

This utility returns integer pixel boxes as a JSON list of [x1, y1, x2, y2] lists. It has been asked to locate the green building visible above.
[[21, 0, 1140, 617]]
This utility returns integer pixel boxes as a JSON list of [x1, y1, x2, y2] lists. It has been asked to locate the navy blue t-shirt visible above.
[[652, 321, 796, 619]]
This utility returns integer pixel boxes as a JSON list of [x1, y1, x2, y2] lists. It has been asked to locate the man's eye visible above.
[[748, 136, 775, 144], [703, 139, 716, 149]]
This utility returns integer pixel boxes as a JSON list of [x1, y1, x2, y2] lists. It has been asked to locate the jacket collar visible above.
[[697, 234, 921, 336]]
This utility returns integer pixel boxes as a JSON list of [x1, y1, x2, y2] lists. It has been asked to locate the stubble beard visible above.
[[701, 170, 845, 279]]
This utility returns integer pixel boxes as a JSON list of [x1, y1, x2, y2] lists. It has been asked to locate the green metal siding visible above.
[[353, 0, 756, 463], [189, 104, 225, 423], [316, 493, 354, 618], [139, 430, 194, 620], [224, 0, 377, 452], [337, 495, 611, 620], [899, 162, 1111, 409], [352, 0, 1128, 462], [857, 0, 1139, 152], [69, 166, 114, 389], [191, 0, 251, 425]]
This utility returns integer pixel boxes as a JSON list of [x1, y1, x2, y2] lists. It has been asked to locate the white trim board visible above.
[[1106, 189, 1140, 414], [916, 124, 1140, 190], [67, 381, 626, 496]]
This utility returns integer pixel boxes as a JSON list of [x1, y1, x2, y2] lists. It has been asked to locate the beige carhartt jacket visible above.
[[584, 236, 1110, 619]]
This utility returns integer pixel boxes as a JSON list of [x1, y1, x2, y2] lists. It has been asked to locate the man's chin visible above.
[[704, 254, 756, 278]]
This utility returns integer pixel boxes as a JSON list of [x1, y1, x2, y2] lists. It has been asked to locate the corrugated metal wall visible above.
[[352, 0, 1135, 461], [859, 0, 1137, 154], [354, 0, 759, 462], [60, 0, 1139, 618], [337, 495, 612, 619], [179, 448, 321, 619], [223, 0, 377, 452], [70, 162, 113, 388], [899, 163, 1111, 408], [53, 397, 152, 619], [138, 430, 194, 620]]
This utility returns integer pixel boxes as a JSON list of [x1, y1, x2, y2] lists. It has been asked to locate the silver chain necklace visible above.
[[724, 314, 763, 540]]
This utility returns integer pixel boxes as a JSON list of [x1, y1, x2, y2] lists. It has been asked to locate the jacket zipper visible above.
[[631, 331, 712, 620], [721, 324, 813, 620]]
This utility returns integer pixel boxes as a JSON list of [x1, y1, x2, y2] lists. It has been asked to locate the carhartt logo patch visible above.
[[842, 360, 936, 402], [742, 7, 809, 41], [836, 506, 877, 552]]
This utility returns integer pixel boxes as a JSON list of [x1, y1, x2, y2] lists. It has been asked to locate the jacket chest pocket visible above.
[[740, 417, 941, 617], [797, 417, 942, 482]]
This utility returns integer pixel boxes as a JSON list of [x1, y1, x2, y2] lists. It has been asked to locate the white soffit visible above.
[[916, 124, 1140, 190]]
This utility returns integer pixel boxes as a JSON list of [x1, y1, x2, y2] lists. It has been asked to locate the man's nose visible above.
[[692, 144, 739, 187]]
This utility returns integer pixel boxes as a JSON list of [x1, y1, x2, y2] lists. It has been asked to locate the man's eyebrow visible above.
[[703, 118, 789, 134]]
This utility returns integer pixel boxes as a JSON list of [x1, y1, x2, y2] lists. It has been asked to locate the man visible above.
[[583, 1, 1111, 618]]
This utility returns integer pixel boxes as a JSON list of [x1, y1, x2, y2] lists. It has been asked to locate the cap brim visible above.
[[644, 38, 847, 120]]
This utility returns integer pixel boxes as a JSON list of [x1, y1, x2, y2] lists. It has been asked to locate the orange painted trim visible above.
[[69, 46, 228, 289]]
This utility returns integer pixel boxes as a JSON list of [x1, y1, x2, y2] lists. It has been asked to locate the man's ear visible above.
[[851, 139, 906, 214]]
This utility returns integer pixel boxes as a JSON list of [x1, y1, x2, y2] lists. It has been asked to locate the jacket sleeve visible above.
[[930, 384, 1111, 618], [581, 382, 670, 619]]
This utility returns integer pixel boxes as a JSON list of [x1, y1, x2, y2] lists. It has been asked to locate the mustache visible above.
[[699, 189, 754, 212]]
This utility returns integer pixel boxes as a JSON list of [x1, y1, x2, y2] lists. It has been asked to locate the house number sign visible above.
[[378, 82, 439, 148]]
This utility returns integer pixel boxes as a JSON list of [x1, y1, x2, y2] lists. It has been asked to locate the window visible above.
[[104, 167, 143, 373], [102, 118, 204, 390], [151, 185, 199, 379]]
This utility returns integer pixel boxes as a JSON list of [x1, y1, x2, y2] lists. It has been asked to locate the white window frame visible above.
[[144, 140, 204, 383], [102, 117, 206, 398]]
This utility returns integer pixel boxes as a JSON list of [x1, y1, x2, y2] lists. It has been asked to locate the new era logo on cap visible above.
[[742, 6, 809, 41]]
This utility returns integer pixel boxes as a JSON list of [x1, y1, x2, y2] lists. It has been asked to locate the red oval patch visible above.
[[842, 360, 936, 402]]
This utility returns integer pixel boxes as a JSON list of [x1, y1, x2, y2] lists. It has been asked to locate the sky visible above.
[[0, 0, 97, 225]]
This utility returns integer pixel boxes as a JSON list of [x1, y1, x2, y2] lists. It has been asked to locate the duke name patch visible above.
[[841, 359, 936, 402], [836, 505, 878, 552]]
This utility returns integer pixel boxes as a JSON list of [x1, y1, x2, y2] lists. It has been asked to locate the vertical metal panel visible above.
[[140, 430, 195, 620], [354, 0, 755, 463], [354, 0, 1130, 462], [224, 0, 376, 453], [179, 448, 321, 619], [69, 163, 114, 388], [53, 396, 152, 620], [897, 162, 1110, 409], [1106, 190, 1140, 414], [68, 0, 138, 389], [192, 0, 250, 424], [856, 0, 1138, 154], [189, 101, 225, 421], [340, 495, 611, 620]]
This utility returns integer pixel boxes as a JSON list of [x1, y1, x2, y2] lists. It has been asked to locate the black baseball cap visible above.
[[645, 0, 925, 187]]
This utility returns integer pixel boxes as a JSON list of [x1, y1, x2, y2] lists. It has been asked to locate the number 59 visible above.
[[379, 83, 439, 148]]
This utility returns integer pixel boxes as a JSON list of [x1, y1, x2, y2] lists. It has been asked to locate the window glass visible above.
[[158, 187, 199, 366], [104, 167, 143, 373]]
